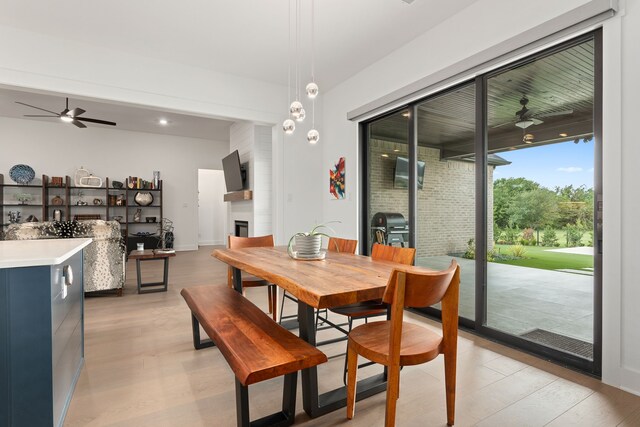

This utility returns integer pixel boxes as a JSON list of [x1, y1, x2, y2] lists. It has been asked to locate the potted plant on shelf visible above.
[[287, 221, 339, 259]]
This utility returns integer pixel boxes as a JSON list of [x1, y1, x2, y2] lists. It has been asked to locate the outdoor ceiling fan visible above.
[[15, 97, 116, 128], [493, 95, 573, 130]]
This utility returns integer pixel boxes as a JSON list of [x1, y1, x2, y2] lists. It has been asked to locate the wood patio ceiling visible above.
[[369, 39, 594, 159]]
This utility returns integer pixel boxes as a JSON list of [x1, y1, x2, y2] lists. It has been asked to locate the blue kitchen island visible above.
[[0, 238, 91, 427]]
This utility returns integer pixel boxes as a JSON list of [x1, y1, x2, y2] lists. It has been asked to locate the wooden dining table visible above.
[[213, 246, 421, 418]]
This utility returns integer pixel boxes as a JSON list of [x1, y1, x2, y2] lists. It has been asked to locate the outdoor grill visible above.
[[370, 212, 409, 247]]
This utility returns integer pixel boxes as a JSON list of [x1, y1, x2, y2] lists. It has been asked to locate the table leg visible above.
[[298, 300, 388, 418], [163, 257, 170, 292], [232, 266, 243, 293], [136, 259, 142, 294]]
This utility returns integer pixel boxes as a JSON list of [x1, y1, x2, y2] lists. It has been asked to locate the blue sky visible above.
[[493, 139, 594, 190]]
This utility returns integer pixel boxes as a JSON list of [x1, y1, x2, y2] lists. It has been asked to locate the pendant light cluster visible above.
[[283, 0, 319, 144]]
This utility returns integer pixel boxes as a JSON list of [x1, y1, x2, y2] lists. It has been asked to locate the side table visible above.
[[128, 249, 176, 294]]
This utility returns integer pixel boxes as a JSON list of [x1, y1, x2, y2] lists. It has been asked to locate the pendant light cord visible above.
[[287, 0, 292, 107]]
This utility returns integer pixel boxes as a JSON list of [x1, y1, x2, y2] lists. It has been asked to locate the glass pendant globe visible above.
[[307, 129, 320, 144], [306, 82, 319, 99], [289, 101, 303, 119], [283, 119, 295, 134], [296, 108, 306, 122]]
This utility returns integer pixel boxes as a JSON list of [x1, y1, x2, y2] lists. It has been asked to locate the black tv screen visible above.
[[394, 156, 425, 189], [222, 150, 244, 192]]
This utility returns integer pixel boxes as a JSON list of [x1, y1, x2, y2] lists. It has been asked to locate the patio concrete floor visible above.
[[416, 256, 594, 346]]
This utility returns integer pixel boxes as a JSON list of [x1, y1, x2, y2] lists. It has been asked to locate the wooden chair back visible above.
[[371, 243, 416, 266], [327, 237, 358, 254], [227, 235, 274, 287], [382, 260, 459, 309]]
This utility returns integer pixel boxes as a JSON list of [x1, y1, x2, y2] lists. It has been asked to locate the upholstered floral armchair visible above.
[[4, 220, 126, 295]]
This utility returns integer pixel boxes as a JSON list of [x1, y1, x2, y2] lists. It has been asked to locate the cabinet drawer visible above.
[[51, 251, 83, 334]]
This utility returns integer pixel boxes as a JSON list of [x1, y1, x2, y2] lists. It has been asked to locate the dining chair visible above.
[[227, 235, 278, 321], [326, 243, 416, 382], [346, 260, 460, 427], [279, 237, 358, 326]]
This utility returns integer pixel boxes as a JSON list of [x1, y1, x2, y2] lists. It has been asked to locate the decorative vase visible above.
[[133, 208, 142, 223], [295, 235, 322, 256], [134, 192, 153, 206]]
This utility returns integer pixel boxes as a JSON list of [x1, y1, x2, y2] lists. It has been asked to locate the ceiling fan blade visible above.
[[61, 108, 70, 116], [70, 107, 85, 117], [491, 120, 514, 129], [24, 114, 59, 117], [531, 118, 544, 125], [538, 109, 574, 118], [15, 101, 60, 115], [72, 120, 87, 128], [76, 117, 116, 126]]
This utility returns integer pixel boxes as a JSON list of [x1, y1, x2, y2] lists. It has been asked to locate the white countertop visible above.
[[0, 238, 92, 269]]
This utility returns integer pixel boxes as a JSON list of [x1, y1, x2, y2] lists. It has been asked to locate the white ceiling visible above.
[[0, 0, 478, 138], [0, 87, 234, 141]]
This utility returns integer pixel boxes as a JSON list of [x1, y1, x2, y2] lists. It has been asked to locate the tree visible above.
[[493, 178, 542, 228], [506, 188, 558, 230], [554, 184, 594, 228]]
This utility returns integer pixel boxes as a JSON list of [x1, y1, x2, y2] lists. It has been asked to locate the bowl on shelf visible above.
[[112, 216, 123, 223], [145, 216, 157, 223], [112, 180, 124, 189], [134, 192, 153, 206], [9, 164, 35, 184]]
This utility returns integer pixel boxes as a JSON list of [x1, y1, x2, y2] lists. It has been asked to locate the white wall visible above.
[[319, 0, 639, 395], [197, 169, 227, 246], [0, 116, 229, 251]]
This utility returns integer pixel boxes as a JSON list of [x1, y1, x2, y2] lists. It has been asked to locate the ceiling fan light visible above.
[[515, 119, 534, 129], [60, 115, 73, 123]]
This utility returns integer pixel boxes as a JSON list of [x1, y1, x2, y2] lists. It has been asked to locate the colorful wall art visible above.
[[330, 157, 346, 200]]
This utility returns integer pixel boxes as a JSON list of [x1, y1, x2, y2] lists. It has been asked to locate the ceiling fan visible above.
[[493, 95, 573, 130], [15, 97, 116, 128]]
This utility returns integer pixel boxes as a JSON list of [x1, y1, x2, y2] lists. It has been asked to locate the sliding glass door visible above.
[[361, 31, 601, 374]]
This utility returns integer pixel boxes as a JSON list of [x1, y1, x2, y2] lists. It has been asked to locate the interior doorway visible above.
[[197, 169, 227, 246]]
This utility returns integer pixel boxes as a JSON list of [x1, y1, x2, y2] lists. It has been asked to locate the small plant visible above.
[[520, 228, 536, 246], [287, 221, 339, 257], [509, 244, 527, 258]]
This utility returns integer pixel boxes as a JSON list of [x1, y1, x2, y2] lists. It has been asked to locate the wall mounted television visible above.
[[393, 156, 425, 189], [222, 149, 245, 192]]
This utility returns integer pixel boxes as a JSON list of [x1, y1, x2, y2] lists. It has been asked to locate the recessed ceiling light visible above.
[[401, 112, 410, 117], [559, 133, 568, 137], [381, 154, 389, 158], [393, 149, 400, 152], [158, 118, 168, 126]]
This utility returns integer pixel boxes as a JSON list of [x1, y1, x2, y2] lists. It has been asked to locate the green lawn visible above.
[[491, 244, 593, 271]]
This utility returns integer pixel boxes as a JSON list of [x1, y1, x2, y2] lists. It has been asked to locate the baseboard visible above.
[[173, 244, 198, 252], [621, 367, 640, 397], [198, 240, 224, 246]]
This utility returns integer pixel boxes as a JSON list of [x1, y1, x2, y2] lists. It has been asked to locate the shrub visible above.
[[503, 227, 520, 245], [566, 224, 585, 247], [509, 245, 527, 258], [463, 238, 475, 260], [541, 228, 559, 247]]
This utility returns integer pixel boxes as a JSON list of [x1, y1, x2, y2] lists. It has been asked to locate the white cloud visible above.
[[557, 167, 583, 173]]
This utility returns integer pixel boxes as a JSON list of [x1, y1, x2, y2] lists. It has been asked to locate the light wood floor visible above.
[[65, 247, 640, 426]]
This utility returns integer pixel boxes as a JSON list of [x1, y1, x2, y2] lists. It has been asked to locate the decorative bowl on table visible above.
[[134, 192, 153, 206], [9, 164, 35, 184]]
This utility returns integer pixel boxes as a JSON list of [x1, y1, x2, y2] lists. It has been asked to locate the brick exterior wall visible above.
[[368, 139, 494, 256]]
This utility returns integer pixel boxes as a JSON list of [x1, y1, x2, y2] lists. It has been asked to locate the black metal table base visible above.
[[191, 314, 215, 350], [136, 257, 170, 294], [236, 373, 297, 427], [298, 301, 387, 417]]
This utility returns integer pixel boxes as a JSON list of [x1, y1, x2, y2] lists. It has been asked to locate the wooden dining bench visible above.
[[180, 285, 328, 427]]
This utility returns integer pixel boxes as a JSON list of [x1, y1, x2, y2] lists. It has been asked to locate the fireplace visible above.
[[234, 220, 248, 237]]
